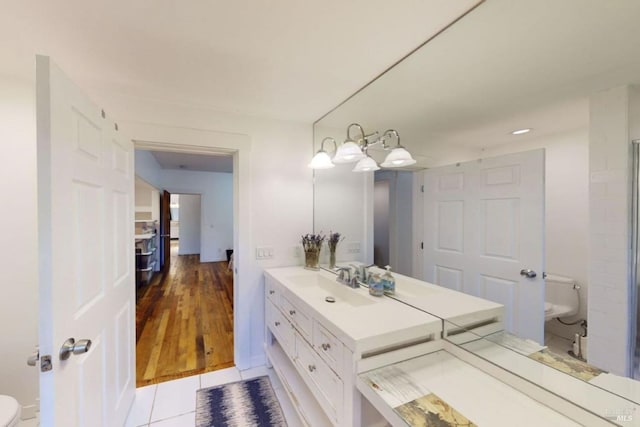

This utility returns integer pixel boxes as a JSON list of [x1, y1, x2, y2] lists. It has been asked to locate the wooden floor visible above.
[[136, 241, 234, 387]]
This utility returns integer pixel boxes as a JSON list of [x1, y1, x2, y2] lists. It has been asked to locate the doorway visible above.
[[134, 149, 235, 386]]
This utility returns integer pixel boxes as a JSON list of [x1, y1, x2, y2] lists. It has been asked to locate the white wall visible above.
[[588, 85, 636, 375], [0, 75, 39, 418], [97, 91, 314, 369], [177, 194, 201, 255], [161, 170, 233, 262], [134, 149, 162, 189], [483, 129, 590, 340]]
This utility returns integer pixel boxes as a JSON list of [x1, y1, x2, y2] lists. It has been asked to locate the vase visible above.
[[329, 250, 336, 269], [304, 249, 320, 270]]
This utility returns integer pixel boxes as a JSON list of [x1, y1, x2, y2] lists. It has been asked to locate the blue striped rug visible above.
[[195, 376, 288, 427]]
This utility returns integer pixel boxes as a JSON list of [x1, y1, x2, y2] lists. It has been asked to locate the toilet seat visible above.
[[0, 395, 20, 427], [544, 302, 577, 321]]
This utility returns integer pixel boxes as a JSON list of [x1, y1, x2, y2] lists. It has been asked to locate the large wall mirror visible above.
[[313, 0, 640, 413]]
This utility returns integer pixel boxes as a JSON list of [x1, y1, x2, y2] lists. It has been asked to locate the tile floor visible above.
[[545, 331, 574, 356], [125, 365, 301, 427]]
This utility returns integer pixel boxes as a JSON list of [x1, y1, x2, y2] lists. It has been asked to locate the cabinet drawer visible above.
[[265, 275, 280, 306], [295, 334, 343, 423], [282, 295, 312, 341], [266, 300, 294, 356], [313, 322, 344, 377]]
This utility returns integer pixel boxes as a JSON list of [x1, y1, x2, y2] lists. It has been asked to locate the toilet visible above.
[[544, 273, 580, 321], [0, 395, 21, 427]]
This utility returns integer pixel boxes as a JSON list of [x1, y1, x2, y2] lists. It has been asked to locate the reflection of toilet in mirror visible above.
[[544, 274, 580, 321], [0, 395, 22, 426]]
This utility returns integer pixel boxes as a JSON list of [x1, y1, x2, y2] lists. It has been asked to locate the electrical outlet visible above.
[[347, 242, 361, 254], [256, 247, 274, 260]]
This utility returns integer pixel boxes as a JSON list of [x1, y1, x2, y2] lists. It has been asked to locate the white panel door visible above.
[[36, 56, 135, 426], [424, 149, 545, 343]]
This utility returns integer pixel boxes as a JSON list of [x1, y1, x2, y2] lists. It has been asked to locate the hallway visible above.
[[136, 241, 234, 387]]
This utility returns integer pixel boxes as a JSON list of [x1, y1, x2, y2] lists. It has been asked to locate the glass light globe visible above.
[[333, 141, 365, 163], [353, 156, 380, 172], [380, 147, 417, 167], [308, 151, 335, 169]]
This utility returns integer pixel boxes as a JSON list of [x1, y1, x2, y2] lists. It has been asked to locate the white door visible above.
[[423, 149, 545, 343], [36, 56, 135, 426]]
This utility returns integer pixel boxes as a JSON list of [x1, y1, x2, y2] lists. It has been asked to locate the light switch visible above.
[[256, 247, 274, 260]]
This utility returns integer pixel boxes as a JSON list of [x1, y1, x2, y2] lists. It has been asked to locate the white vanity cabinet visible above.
[[264, 267, 442, 427], [265, 275, 347, 425]]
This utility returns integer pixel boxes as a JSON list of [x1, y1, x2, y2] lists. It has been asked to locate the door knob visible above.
[[520, 269, 537, 278], [59, 338, 92, 360]]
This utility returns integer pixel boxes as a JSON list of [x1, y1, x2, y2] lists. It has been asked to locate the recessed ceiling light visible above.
[[511, 128, 532, 135]]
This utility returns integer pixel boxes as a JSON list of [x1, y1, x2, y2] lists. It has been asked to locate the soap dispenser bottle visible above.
[[382, 265, 396, 295], [368, 272, 384, 297]]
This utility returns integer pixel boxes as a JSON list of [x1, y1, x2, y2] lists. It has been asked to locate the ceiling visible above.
[[1, 0, 481, 123], [150, 151, 233, 173], [316, 0, 640, 163]]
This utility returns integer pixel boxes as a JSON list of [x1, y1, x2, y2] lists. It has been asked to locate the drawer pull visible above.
[[274, 321, 280, 327], [321, 343, 331, 351], [308, 364, 316, 372], [289, 310, 296, 315], [269, 290, 275, 295]]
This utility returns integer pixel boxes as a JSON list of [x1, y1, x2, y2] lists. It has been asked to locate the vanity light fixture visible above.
[[511, 128, 532, 135], [380, 129, 416, 167], [308, 137, 337, 169], [313, 123, 417, 172]]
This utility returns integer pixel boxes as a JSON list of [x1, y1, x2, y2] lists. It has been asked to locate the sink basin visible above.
[[286, 274, 375, 307]]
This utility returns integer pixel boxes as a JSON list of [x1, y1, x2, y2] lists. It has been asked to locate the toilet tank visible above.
[[545, 273, 579, 309]]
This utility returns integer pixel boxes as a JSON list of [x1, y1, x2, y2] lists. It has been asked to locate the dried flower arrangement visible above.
[[327, 231, 345, 252], [301, 233, 325, 252], [302, 233, 325, 270]]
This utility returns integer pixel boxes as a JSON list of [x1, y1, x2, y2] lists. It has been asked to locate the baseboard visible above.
[[250, 353, 267, 368], [21, 403, 38, 420]]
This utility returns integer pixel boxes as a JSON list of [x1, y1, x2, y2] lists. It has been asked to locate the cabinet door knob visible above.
[[321, 343, 331, 351], [308, 364, 316, 372], [274, 321, 280, 327], [269, 290, 275, 295], [289, 310, 296, 315]]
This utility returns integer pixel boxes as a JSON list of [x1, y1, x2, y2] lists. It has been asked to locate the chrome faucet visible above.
[[350, 263, 375, 284], [336, 266, 359, 288]]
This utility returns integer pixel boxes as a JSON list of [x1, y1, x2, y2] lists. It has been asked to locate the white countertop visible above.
[[365, 266, 504, 328], [358, 349, 582, 427], [265, 267, 442, 354]]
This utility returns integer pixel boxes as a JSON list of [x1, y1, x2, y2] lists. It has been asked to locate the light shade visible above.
[[353, 156, 380, 172], [381, 147, 417, 168], [333, 141, 365, 163], [308, 150, 335, 169]]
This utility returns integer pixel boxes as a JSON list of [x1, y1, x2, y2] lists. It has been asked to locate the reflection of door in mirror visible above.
[[423, 149, 545, 343]]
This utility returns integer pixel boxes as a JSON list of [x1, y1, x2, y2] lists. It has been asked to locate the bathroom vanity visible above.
[[264, 267, 617, 426]]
